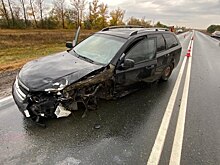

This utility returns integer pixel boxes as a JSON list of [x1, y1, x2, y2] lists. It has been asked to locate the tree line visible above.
[[0, 0, 154, 29], [207, 25, 220, 33]]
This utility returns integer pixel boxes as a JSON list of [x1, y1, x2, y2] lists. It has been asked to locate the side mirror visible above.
[[74, 26, 81, 46], [121, 59, 135, 70], [66, 26, 80, 49], [66, 41, 75, 49]]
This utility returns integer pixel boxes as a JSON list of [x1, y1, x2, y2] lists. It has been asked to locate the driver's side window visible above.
[[125, 38, 156, 63]]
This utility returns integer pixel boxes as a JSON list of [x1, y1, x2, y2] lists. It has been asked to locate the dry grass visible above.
[[0, 29, 96, 72]]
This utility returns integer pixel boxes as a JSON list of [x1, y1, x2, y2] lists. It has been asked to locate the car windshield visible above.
[[72, 34, 126, 64]]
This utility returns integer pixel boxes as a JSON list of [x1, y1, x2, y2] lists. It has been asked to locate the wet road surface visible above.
[[0, 31, 220, 165]]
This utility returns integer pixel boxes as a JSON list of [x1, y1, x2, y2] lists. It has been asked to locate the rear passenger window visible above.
[[163, 34, 178, 49], [156, 35, 166, 52]]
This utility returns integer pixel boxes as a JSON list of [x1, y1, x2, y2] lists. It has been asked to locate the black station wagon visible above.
[[12, 26, 182, 124]]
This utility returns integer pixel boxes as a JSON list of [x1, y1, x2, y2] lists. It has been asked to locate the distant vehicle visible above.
[[177, 29, 183, 34], [211, 31, 220, 38], [12, 26, 182, 124]]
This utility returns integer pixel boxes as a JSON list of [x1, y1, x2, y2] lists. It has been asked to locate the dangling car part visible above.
[[12, 26, 182, 125]]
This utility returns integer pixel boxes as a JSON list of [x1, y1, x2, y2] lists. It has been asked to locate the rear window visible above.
[[163, 34, 178, 49], [147, 34, 166, 52]]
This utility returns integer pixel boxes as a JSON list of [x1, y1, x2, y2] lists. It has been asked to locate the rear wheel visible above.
[[160, 64, 173, 81]]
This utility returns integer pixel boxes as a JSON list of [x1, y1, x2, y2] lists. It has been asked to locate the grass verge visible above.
[[0, 29, 95, 72]]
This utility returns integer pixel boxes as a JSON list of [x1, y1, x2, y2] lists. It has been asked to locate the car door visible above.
[[115, 36, 157, 87], [148, 34, 168, 79], [163, 33, 180, 68]]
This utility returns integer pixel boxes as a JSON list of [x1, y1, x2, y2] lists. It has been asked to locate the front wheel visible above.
[[160, 64, 173, 81]]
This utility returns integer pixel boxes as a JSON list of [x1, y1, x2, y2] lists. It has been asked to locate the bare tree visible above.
[[19, 0, 28, 27], [36, 0, 43, 28], [13, 6, 21, 20], [1, 0, 10, 27], [71, 0, 86, 27], [29, 0, 37, 27], [7, 0, 15, 26], [53, 0, 65, 28]]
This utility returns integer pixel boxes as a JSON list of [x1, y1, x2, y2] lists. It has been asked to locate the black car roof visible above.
[[96, 26, 173, 39]]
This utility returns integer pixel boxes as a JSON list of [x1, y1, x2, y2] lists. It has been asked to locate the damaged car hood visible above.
[[18, 51, 104, 91]]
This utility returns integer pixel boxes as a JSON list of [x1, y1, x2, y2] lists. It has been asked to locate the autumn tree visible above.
[[52, 0, 65, 28], [128, 17, 151, 27], [207, 24, 220, 33], [87, 0, 108, 29], [0, 0, 130, 29], [98, 2, 108, 28], [127, 17, 141, 26], [64, 8, 78, 28], [155, 21, 167, 28], [71, 0, 86, 28], [88, 0, 99, 28], [109, 7, 125, 26], [140, 17, 151, 27]]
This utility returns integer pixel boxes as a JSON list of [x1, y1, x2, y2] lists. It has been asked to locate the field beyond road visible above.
[[0, 29, 95, 72]]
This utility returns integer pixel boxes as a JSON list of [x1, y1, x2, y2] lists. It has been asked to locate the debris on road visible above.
[[94, 124, 101, 129]]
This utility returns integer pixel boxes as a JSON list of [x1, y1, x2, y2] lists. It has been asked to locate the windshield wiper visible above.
[[72, 49, 94, 63], [78, 55, 95, 63]]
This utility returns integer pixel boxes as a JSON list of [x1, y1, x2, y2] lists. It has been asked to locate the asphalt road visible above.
[[0, 31, 220, 165]]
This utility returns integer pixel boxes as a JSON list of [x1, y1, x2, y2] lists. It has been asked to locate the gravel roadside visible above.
[[0, 70, 19, 99]]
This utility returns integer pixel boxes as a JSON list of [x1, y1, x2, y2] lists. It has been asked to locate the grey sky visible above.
[[87, 0, 220, 29], [45, 0, 219, 29]]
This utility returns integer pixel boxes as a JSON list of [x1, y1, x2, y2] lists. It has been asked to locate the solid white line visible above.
[[147, 57, 188, 165], [147, 32, 194, 165], [0, 95, 13, 104], [169, 32, 194, 165]]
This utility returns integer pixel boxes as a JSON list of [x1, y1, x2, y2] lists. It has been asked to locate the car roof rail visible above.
[[129, 31, 139, 36], [129, 28, 170, 36], [143, 28, 169, 31], [102, 25, 145, 31]]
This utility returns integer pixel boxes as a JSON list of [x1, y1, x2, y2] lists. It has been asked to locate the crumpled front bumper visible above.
[[12, 78, 72, 119]]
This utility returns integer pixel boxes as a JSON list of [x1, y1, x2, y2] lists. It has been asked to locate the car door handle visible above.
[[146, 65, 155, 69], [165, 53, 170, 57]]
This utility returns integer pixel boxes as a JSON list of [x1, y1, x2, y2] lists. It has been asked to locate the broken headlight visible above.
[[45, 78, 68, 92]]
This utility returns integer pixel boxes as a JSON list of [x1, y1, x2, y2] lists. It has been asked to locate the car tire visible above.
[[160, 64, 173, 81]]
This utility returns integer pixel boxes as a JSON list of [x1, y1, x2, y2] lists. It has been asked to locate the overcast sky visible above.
[[87, 0, 220, 29]]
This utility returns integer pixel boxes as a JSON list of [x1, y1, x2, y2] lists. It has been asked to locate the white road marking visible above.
[[147, 54, 188, 165], [169, 32, 194, 165], [0, 95, 13, 105], [147, 33, 193, 165]]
